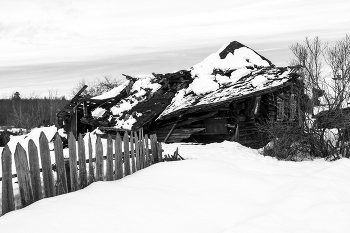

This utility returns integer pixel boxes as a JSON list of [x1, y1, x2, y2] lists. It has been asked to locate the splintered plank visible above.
[[78, 134, 88, 188], [88, 134, 94, 184], [95, 136, 104, 181], [134, 132, 140, 171], [145, 134, 150, 167], [115, 133, 123, 180], [123, 131, 130, 176], [1, 145, 15, 215], [130, 132, 136, 173], [68, 132, 79, 191], [28, 139, 42, 201], [14, 143, 34, 207], [39, 132, 55, 197], [151, 134, 159, 164], [106, 135, 114, 181], [54, 134, 68, 195]]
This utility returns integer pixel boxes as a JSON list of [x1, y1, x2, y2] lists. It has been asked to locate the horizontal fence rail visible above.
[[1, 130, 162, 216]]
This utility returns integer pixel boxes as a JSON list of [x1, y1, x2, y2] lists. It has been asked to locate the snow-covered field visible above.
[[1, 141, 350, 232]]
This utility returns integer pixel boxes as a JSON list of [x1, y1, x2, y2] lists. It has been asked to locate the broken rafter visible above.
[[164, 115, 182, 143]]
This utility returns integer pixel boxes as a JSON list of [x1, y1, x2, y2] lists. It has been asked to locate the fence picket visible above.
[[123, 131, 131, 176], [130, 133, 136, 173], [53, 134, 68, 195], [88, 134, 94, 184], [106, 135, 114, 181], [95, 136, 104, 181], [14, 143, 34, 207], [1, 145, 15, 215], [134, 132, 140, 171], [115, 133, 123, 180], [145, 134, 150, 167], [68, 132, 79, 191], [140, 133, 145, 169], [157, 142, 163, 163], [28, 139, 42, 201], [78, 134, 88, 188], [39, 132, 55, 197]]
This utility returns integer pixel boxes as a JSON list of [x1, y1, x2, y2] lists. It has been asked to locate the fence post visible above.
[[157, 142, 163, 163], [39, 132, 55, 197], [78, 134, 88, 188], [53, 134, 68, 195], [95, 136, 104, 181], [124, 131, 130, 176], [1, 145, 15, 215], [139, 130, 145, 169], [115, 133, 123, 180], [145, 134, 150, 167], [28, 139, 43, 201], [130, 132, 136, 173], [150, 134, 159, 164], [134, 132, 140, 171], [14, 143, 34, 207], [88, 134, 94, 184], [106, 135, 114, 181], [68, 132, 79, 191]]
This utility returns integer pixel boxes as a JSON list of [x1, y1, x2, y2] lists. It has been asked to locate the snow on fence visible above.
[[1, 131, 162, 216]]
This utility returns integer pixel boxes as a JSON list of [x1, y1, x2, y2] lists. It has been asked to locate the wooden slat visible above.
[[78, 134, 88, 188], [53, 134, 68, 195], [28, 139, 42, 201], [68, 132, 79, 191], [123, 131, 130, 176], [115, 133, 123, 180], [1, 145, 15, 215], [144, 134, 150, 167], [150, 134, 158, 164], [39, 132, 55, 197], [14, 143, 34, 207], [139, 129, 145, 169], [95, 136, 104, 181], [157, 142, 163, 163], [134, 132, 140, 171], [130, 132, 136, 173], [88, 134, 94, 184], [106, 135, 114, 181]]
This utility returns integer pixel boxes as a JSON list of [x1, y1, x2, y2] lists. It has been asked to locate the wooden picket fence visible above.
[[1, 131, 162, 216]]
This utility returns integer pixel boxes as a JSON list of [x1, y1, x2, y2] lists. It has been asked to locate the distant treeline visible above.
[[0, 97, 68, 129]]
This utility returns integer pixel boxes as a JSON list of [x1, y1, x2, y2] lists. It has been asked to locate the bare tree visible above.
[[70, 76, 124, 98]]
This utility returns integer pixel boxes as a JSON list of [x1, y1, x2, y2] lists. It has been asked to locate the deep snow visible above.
[[1, 141, 350, 232]]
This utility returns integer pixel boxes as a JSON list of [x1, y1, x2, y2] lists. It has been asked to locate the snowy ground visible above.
[[1, 141, 350, 232]]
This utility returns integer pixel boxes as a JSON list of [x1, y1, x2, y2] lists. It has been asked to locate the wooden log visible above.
[[130, 132, 136, 173], [134, 132, 140, 171], [144, 134, 150, 167], [115, 133, 123, 180], [14, 143, 34, 207], [54, 134, 68, 195], [78, 134, 88, 188], [39, 132, 55, 197], [106, 135, 114, 181], [28, 139, 42, 201], [123, 131, 130, 176], [68, 132, 79, 191], [88, 134, 94, 184], [1, 145, 15, 215], [95, 136, 104, 181]]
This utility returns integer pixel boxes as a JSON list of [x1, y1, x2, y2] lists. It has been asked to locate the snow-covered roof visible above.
[[87, 41, 300, 130]]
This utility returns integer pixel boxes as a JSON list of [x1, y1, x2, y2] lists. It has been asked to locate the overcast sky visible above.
[[0, 0, 349, 98]]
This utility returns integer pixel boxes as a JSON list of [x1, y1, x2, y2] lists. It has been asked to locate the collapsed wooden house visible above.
[[57, 41, 304, 148]]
